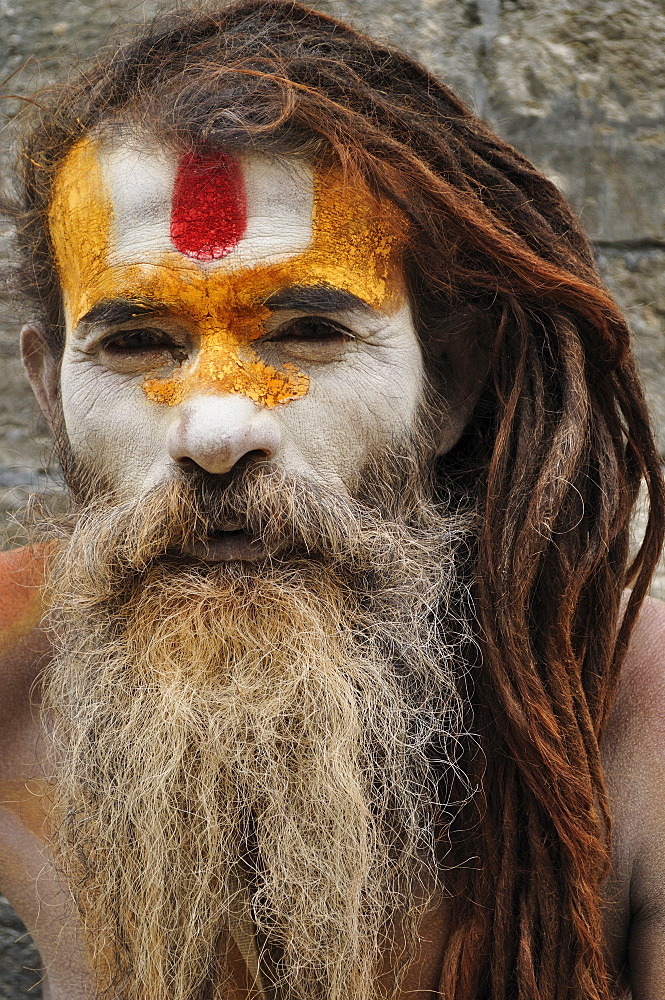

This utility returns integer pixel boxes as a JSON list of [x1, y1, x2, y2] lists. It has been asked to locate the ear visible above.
[[21, 323, 60, 427], [427, 308, 490, 456]]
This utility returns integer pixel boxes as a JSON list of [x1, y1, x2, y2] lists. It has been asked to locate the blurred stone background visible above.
[[0, 0, 663, 995]]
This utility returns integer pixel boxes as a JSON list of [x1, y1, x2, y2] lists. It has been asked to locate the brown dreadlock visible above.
[[4, 2, 664, 997]]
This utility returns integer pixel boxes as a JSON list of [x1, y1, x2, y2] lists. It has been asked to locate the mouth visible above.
[[183, 528, 266, 563]]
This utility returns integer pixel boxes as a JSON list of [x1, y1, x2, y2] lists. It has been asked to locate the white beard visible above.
[[40, 461, 474, 1000]]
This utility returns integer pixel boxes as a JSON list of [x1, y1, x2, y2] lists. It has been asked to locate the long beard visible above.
[[40, 448, 474, 1000]]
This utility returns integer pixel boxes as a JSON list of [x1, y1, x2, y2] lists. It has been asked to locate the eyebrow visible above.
[[77, 298, 169, 328], [76, 284, 373, 331], [263, 284, 372, 314]]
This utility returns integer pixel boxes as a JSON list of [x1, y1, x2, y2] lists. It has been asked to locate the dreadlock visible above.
[[4, 2, 664, 997]]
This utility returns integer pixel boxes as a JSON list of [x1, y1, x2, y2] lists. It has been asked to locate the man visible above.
[[0, 2, 664, 998]]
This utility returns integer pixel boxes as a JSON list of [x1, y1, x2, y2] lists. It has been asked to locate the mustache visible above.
[[47, 453, 439, 582], [183, 461, 371, 554], [163, 464, 390, 563]]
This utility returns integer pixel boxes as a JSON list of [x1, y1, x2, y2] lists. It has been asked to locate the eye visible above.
[[103, 329, 182, 353], [269, 318, 352, 344], [98, 329, 188, 374]]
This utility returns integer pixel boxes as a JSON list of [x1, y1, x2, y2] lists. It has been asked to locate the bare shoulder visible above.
[[622, 594, 665, 692], [0, 546, 48, 751], [602, 596, 665, 991], [602, 595, 665, 800], [606, 595, 665, 754], [601, 592, 665, 800]]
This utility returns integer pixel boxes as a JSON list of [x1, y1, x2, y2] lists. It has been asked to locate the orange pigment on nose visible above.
[[48, 141, 407, 409], [143, 343, 309, 408], [140, 293, 311, 408]]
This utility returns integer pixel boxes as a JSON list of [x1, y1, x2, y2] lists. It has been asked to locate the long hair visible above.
[[5, 3, 665, 996]]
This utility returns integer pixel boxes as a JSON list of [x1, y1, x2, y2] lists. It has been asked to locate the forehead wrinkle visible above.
[[72, 250, 400, 342]]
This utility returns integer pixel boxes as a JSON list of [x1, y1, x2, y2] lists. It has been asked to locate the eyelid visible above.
[[98, 325, 186, 349], [265, 315, 355, 340]]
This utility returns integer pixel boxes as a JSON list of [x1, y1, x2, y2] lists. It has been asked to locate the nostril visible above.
[[174, 456, 200, 471], [173, 451, 270, 478], [244, 448, 272, 464]]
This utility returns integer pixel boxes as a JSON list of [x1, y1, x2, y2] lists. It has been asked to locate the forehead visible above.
[[48, 137, 407, 329], [89, 142, 315, 267]]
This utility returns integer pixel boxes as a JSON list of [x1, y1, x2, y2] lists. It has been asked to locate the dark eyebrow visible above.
[[77, 298, 169, 328], [263, 284, 372, 314]]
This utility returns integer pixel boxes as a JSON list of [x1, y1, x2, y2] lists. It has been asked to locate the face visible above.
[[37, 137, 476, 1000], [45, 135, 425, 506]]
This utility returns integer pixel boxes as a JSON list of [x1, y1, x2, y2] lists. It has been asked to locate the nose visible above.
[[167, 393, 281, 475]]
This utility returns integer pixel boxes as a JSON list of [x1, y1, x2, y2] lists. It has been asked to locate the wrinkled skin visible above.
[[1, 140, 664, 1000], [35, 139, 482, 503]]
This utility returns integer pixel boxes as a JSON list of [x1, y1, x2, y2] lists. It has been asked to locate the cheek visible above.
[[59, 360, 173, 492], [284, 338, 424, 485]]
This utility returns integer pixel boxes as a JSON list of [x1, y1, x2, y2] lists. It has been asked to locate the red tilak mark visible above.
[[171, 152, 247, 260]]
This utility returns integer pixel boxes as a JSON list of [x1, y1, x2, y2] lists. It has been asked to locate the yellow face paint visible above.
[[48, 138, 408, 408]]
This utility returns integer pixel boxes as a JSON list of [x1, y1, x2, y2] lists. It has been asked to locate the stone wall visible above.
[[0, 1, 663, 995]]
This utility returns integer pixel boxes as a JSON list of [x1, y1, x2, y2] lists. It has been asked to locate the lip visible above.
[[183, 530, 266, 563]]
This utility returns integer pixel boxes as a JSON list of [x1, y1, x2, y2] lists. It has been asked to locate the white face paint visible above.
[[48, 137, 425, 500]]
